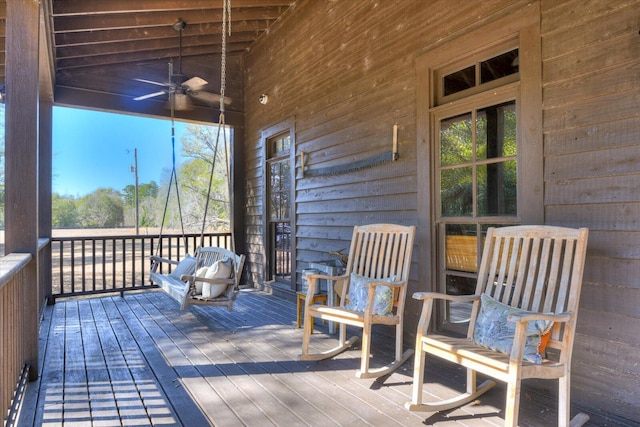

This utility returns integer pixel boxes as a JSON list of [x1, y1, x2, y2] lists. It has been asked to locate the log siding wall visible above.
[[540, 0, 640, 419], [243, 0, 640, 421]]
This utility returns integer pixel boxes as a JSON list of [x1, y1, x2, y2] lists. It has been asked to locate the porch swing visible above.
[[149, 0, 245, 311]]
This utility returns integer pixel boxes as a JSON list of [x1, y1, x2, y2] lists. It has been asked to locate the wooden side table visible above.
[[297, 292, 328, 332]]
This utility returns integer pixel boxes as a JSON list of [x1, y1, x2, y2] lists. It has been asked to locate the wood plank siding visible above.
[[241, 0, 640, 422], [540, 0, 640, 419]]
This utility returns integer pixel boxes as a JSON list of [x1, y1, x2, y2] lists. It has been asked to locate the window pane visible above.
[[476, 101, 517, 160], [445, 224, 478, 274], [441, 166, 473, 216], [440, 112, 473, 166], [480, 48, 519, 84], [477, 160, 517, 216], [269, 134, 291, 158], [269, 159, 290, 221], [443, 65, 475, 96], [279, 162, 290, 219]]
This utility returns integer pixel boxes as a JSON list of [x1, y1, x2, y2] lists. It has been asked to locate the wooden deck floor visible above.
[[15, 289, 612, 426]]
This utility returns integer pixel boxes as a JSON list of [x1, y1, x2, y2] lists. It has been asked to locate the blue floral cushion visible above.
[[473, 294, 553, 364], [345, 272, 396, 315]]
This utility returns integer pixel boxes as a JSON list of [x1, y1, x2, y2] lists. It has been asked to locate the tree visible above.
[[156, 124, 231, 232], [122, 181, 158, 207], [52, 193, 79, 228], [77, 188, 124, 228], [123, 181, 159, 227]]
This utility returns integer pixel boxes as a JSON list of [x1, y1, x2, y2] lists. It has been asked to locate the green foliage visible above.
[[440, 103, 517, 217], [123, 181, 159, 207], [155, 124, 231, 232], [76, 188, 124, 228], [52, 194, 80, 228]]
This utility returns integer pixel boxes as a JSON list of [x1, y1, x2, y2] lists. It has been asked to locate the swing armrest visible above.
[[181, 274, 234, 286], [150, 255, 179, 266]]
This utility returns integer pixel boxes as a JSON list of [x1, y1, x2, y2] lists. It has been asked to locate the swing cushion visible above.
[[170, 255, 197, 281], [202, 258, 233, 299], [193, 267, 209, 294]]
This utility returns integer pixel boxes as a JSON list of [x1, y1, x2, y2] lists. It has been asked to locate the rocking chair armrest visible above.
[[304, 273, 349, 298], [508, 311, 572, 324], [363, 279, 406, 289], [308, 273, 348, 282], [149, 255, 179, 266], [412, 292, 481, 303]]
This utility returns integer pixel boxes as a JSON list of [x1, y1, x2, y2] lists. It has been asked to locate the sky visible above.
[[53, 106, 191, 197]]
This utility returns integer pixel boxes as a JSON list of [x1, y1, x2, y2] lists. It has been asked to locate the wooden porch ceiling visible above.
[[2, 0, 295, 121]]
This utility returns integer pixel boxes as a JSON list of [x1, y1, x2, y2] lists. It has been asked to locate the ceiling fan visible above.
[[133, 19, 231, 110]]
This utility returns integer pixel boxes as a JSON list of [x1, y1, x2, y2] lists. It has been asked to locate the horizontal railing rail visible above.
[[51, 232, 232, 299], [1, 253, 33, 425]]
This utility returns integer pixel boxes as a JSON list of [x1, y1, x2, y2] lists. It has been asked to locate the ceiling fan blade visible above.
[[182, 76, 208, 91], [189, 90, 232, 106], [133, 90, 166, 101], [134, 78, 172, 88]]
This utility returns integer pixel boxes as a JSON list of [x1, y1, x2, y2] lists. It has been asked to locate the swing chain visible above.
[[219, 0, 231, 115]]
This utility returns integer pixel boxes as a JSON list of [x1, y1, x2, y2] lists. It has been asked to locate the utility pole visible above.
[[130, 148, 139, 235]]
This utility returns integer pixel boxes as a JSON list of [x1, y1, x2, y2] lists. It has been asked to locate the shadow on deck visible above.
[[16, 289, 614, 426]]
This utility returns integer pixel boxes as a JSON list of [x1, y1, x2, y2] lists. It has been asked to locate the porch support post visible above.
[[228, 115, 246, 257], [39, 6, 55, 304], [5, 0, 41, 380]]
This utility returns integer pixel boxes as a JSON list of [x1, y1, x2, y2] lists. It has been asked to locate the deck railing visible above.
[[51, 232, 232, 299], [1, 253, 32, 425]]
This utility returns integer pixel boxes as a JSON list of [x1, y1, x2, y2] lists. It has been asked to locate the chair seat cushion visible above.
[[473, 294, 553, 364], [345, 272, 396, 315]]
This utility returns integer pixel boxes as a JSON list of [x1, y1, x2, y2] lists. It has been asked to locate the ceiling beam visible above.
[[52, 0, 292, 16], [53, 20, 268, 47], [52, 7, 287, 32], [56, 32, 260, 60], [56, 41, 252, 70]]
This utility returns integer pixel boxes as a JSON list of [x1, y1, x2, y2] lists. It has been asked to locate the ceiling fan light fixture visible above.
[[172, 93, 193, 110], [172, 18, 187, 32]]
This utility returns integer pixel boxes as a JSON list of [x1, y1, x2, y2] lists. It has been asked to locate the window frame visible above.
[[261, 118, 296, 288], [415, 4, 542, 332]]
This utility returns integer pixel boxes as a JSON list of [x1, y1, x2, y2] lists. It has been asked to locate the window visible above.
[[416, 6, 542, 333], [263, 120, 295, 287]]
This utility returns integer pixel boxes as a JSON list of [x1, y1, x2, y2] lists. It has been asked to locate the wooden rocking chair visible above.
[[300, 223, 416, 379], [405, 225, 590, 427]]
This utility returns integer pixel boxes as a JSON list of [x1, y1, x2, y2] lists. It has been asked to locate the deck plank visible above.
[[123, 292, 262, 426], [138, 291, 305, 426], [16, 288, 619, 427], [77, 300, 120, 427], [88, 298, 151, 426], [144, 292, 350, 426], [62, 302, 91, 427], [103, 295, 209, 427]]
